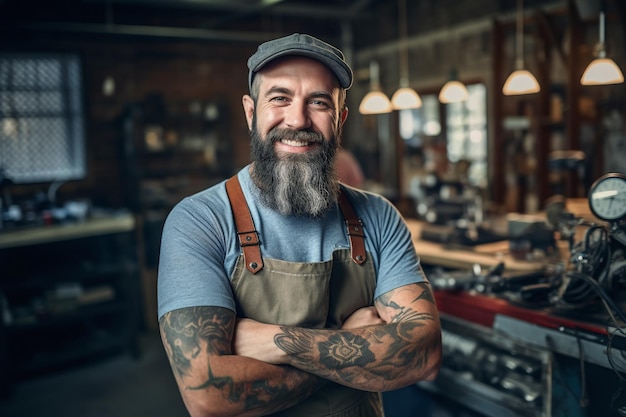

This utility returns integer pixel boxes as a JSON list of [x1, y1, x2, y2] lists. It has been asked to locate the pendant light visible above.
[[359, 61, 393, 115], [581, 11, 624, 86], [439, 69, 468, 103], [391, 0, 422, 110], [502, 0, 540, 95]]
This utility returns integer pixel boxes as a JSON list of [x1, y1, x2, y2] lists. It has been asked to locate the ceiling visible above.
[[0, 0, 387, 44], [1, 0, 624, 52], [97, 0, 378, 19]]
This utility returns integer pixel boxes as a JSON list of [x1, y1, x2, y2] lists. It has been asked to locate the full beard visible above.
[[250, 125, 339, 217]]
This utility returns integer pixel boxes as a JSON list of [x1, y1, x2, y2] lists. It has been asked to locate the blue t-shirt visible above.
[[157, 166, 425, 319]]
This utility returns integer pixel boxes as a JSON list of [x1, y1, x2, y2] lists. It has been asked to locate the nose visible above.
[[283, 102, 311, 130]]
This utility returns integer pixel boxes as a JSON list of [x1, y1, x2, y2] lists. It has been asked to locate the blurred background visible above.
[[1, 0, 625, 416]]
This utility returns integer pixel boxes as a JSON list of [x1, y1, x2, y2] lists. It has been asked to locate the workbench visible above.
[[0, 213, 141, 397], [405, 218, 625, 417]]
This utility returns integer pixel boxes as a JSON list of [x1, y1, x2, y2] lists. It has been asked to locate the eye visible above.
[[269, 96, 289, 103], [310, 99, 333, 109]]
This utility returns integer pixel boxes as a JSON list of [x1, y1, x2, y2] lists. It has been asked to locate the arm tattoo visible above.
[[276, 328, 375, 369], [160, 306, 233, 379], [273, 282, 438, 385], [376, 282, 435, 323], [159, 307, 314, 412]]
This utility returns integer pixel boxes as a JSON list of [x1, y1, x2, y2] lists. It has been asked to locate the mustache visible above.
[[266, 128, 324, 144]]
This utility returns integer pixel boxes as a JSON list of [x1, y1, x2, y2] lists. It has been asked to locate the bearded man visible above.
[[157, 33, 442, 417]]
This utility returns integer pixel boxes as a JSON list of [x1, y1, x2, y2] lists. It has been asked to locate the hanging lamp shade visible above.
[[391, 0, 422, 110], [439, 81, 468, 103], [359, 91, 393, 114], [581, 57, 624, 85], [439, 80, 468, 103], [581, 12, 624, 86], [439, 66, 467, 103], [503, 69, 541, 95], [359, 61, 392, 115], [502, 0, 540, 95], [391, 84, 422, 109]]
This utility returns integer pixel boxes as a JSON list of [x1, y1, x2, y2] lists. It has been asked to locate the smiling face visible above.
[[244, 56, 347, 152], [242, 56, 349, 217]]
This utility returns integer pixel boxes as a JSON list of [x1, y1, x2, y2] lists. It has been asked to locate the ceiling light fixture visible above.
[[581, 11, 624, 86], [502, 0, 540, 95], [439, 69, 468, 103], [359, 61, 393, 115], [391, 0, 422, 110]]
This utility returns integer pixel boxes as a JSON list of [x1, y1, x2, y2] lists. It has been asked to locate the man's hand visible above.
[[341, 306, 385, 329], [233, 318, 283, 363], [233, 307, 385, 362]]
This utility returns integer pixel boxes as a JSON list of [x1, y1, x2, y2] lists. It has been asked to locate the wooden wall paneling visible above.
[[565, 0, 584, 197], [491, 19, 506, 209], [534, 12, 555, 207]]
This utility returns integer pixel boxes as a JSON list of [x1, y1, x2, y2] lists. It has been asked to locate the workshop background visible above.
[[1, 0, 625, 416]]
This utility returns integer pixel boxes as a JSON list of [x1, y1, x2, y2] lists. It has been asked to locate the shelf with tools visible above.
[[0, 214, 141, 397]]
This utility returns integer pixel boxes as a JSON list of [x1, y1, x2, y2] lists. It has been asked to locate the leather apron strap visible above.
[[225, 175, 263, 274], [337, 189, 367, 265], [225, 175, 367, 273]]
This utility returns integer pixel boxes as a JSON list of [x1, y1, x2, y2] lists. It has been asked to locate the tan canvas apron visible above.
[[226, 175, 385, 417]]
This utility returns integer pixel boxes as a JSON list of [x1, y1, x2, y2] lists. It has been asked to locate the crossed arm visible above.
[[158, 282, 442, 417]]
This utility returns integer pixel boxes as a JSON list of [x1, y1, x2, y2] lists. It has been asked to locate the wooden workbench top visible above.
[[405, 218, 547, 272], [0, 213, 135, 249]]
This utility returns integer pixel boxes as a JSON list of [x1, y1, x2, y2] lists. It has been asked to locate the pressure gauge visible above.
[[588, 173, 626, 222]]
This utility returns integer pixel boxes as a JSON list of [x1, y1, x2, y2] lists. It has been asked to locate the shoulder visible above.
[[341, 185, 397, 215], [341, 186, 411, 243]]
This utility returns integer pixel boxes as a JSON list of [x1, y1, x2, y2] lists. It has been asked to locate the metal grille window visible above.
[[0, 53, 86, 184]]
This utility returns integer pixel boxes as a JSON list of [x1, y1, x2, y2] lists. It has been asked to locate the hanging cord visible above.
[[597, 280, 626, 414], [545, 334, 589, 408], [548, 268, 626, 410], [575, 329, 589, 408], [564, 271, 626, 323], [606, 315, 626, 381], [606, 311, 626, 414], [561, 226, 611, 305], [566, 271, 626, 413], [397, 0, 409, 84], [515, 0, 525, 69]]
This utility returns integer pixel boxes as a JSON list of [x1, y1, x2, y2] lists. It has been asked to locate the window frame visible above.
[[0, 52, 87, 185]]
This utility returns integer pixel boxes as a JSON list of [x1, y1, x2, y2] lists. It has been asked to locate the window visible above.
[[0, 53, 86, 184], [399, 83, 487, 188], [445, 83, 487, 187]]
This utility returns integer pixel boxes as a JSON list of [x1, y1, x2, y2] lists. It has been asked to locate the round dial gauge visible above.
[[588, 173, 626, 221]]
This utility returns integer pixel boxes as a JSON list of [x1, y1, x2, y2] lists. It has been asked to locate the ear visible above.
[[340, 107, 349, 126], [242, 95, 255, 131]]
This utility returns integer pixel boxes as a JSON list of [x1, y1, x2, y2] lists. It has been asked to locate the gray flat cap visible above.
[[247, 33, 353, 91]]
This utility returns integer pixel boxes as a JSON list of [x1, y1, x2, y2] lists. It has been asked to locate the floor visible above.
[[0, 330, 189, 417], [0, 330, 478, 417]]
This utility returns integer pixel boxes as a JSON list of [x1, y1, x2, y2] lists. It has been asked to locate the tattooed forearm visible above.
[[159, 306, 233, 378], [275, 328, 375, 369], [275, 321, 437, 385], [159, 307, 321, 414], [190, 361, 309, 412], [273, 282, 440, 389], [376, 282, 435, 323]]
